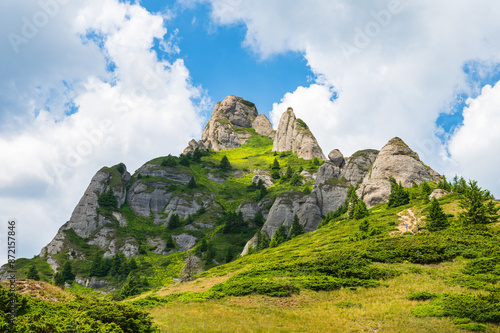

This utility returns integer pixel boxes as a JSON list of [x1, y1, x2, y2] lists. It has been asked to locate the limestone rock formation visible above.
[[252, 171, 274, 187], [340, 149, 379, 186], [272, 107, 325, 160], [357, 137, 442, 208], [201, 95, 259, 151], [252, 114, 274, 137], [183, 139, 207, 155]]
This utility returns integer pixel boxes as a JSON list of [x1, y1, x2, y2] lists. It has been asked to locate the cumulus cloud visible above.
[[202, 0, 500, 195], [447, 83, 500, 196], [0, 0, 207, 263]]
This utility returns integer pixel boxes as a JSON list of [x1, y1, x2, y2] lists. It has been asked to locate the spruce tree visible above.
[[458, 180, 500, 225], [62, 262, 75, 282], [289, 215, 304, 238], [426, 198, 448, 231], [27, 265, 40, 281], [166, 235, 176, 250], [271, 158, 280, 170], [387, 179, 410, 208], [224, 247, 233, 263], [187, 177, 197, 189], [351, 200, 369, 220], [54, 272, 65, 287], [168, 213, 181, 229], [220, 155, 231, 171]]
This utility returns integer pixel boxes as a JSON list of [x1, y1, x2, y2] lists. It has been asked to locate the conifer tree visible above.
[[187, 177, 197, 189], [54, 272, 65, 287], [458, 180, 500, 225], [426, 198, 449, 231], [387, 179, 410, 208], [27, 265, 40, 281], [220, 155, 231, 171], [351, 200, 369, 220], [271, 158, 280, 170], [289, 215, 304, 238], [62, 262, 75, 282], [168, 213, 181, 229]]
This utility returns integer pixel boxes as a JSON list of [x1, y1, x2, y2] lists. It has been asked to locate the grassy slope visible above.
[[140, 191, 500, 332]]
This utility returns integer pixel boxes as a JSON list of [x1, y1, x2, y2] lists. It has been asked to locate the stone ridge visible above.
[[184, 95, 274, 153], [272, 107, 326, 160], [357, 137, 441, 208]]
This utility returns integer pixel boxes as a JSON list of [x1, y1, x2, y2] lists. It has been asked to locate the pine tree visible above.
[[54, 272, 65, 288], [27, 265, 40, 281], [205, 243, 215, 265], [90, 254, 103, 277], [421, 182, 432, 198], [271, 158, 280, 170], [161, 154, 177, 167], [220, 155, 231, 171], [168, 213, 181, 229], [289, 214, 304, 238], [458, 180, 500, 225], [426, 198, 449, 231], [224, 247, 233, 263], [270, 225, 287, 247], [128, 258, 138, 271], [284, 166, 293, 179], [351, 200, 369, 220], [97, 189, 117, 209], [387, 179, 410, 208], [62, 262, 75, 282], [199, 238, 208, 253], [119, 273, 140, 299], [166, 235, 176, 250], [187, 177, 197, 189]]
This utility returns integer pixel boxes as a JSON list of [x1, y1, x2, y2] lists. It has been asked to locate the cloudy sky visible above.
[[1, 0, 500, 264]]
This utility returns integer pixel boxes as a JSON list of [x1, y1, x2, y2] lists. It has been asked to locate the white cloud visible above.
[[447, 83, 500, 196], [0, 0, 207, 264], [203, 0, 500, 196]]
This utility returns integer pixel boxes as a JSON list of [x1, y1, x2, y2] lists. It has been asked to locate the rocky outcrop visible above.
[[173, 233, 197, 252], [201, 95, 259, 151], [161, 193, 216, 223], [341, 150, 379, 186], [429, 189, 450, 200], [136, 163, 193, 184], [127, 181, 173, 218], [236, 198, 272, 222], [252, 171, 274, 187], [328, 149, 345, 167], [272, 108, 325, 160], [252, 114, 274, 137], [357, 137, 442, 208], [183, 139, 207, 155]]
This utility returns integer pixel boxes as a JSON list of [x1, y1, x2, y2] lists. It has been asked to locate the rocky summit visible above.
[[272, 107, 326, 160], [33, 95, 446, 292]]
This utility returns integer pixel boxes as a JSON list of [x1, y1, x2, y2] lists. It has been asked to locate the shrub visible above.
[[97, 189, 117, 210], [407, 292, 437, 301]]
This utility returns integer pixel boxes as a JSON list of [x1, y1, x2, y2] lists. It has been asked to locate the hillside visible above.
[[1, 95, 499, 332]]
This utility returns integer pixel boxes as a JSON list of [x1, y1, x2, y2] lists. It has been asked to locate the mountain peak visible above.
[[272, 107, 325, 160]]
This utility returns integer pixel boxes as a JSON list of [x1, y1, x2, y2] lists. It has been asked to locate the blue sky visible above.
[[144, 0, 315, 118], [1, 0, 500, 263]]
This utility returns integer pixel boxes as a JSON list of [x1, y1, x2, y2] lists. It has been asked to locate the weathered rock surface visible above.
[[201, 95, 259, 150], [236, 201, 261, 221], [136, 163, 193, 184], [252, 114, 274, 137], [207, 173, 226, 183], [272, 108, 325, 160], [161, 193, 216, 222], [357, 137, 442, 208], [315, 162, 341, 185], [127, 181, 173, 218], [341, 150, 379, 186], [183, 139, 207, 155], [147, 237, 166, 254], [252, 171, 274, 187], [429, 189, 450, 200], [328, 149, 345, 167], [173, 233, 197, 252]]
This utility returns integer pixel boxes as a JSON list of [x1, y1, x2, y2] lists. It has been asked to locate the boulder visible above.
[[429, 189, 450, 200], [328, 149, 345, 167]]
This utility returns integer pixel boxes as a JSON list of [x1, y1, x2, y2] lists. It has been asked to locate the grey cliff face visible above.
[[252, 114, 274, 137], [357, 137, 442, 208], [201, 95, 259, 151], [328, 149, 345, 167], [340, 149, 379, 186], [272, 108, 325, 160]]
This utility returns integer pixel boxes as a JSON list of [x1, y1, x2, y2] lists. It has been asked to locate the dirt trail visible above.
[[390, 208, 425, 236]]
